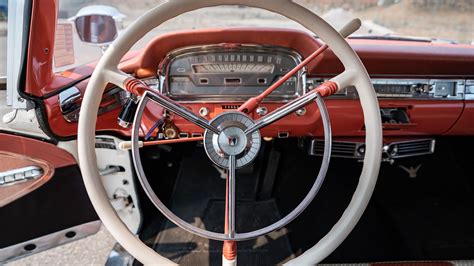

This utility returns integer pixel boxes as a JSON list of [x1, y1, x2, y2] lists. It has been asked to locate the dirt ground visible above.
[[97, 0, 473, 43], [353, 0, 474, 44]]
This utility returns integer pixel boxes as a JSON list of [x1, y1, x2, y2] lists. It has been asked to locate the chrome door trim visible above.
[[0, 166, 43, 187], [0, 220, 101, 263]]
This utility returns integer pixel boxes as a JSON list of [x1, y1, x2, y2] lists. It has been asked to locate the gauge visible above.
[[169, 77, 193, 95], [192, 63, 274, 74]]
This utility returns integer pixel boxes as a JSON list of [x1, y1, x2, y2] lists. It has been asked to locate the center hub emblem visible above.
[[217, 127, 247, 156], [227, 136, 238, 146], [204, 112, 261, 168]]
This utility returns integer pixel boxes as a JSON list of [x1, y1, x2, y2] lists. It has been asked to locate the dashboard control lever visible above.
[[145, 117, 165, 140], [99, 165, 124, 176], [117, 97, 139, 128]]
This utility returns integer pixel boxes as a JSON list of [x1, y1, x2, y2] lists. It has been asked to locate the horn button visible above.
[[204, 112, 261, 168], [218, 127, 247, 155]]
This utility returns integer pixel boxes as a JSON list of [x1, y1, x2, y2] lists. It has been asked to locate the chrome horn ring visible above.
[[131, 90, 332, 241], [204, 111, 261, 169]]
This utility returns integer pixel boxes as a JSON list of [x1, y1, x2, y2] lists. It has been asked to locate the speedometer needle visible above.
[[238, 18, 361, 114]]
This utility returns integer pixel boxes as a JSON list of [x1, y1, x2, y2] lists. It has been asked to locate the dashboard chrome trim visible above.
[[465, 80, 474, 100], [158, 44, 306, 103], [307, 77, 469, 100]]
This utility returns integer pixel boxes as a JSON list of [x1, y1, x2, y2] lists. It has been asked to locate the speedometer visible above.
[[161, 45, 304, 102], [192, 63, 274, 74]]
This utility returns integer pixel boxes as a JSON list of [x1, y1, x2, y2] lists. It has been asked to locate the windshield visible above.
[[55, 0, 473, 71]]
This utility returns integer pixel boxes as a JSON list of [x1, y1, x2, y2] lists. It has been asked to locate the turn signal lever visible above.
[[117, 95, 139, 128]]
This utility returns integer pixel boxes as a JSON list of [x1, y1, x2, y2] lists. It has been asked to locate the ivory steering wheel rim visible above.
[[77, 0, 382, 265]]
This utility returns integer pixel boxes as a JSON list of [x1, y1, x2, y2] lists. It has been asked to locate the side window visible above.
[[0, 0, 7, 81]]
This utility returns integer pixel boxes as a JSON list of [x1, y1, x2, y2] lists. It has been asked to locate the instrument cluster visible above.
[[158, 44, 305, 102]]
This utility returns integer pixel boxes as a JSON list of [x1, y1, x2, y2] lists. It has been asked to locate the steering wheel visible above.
[[78, 0, 382, 264]]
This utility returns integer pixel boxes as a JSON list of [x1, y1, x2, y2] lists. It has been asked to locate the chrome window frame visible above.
[[6, 0, 30, 109]]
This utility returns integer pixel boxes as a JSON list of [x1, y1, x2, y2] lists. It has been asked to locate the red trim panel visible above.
[[315, 39, 474, 78], [322, 99, 463, 137], [122, 28, 474, 79], [27, 22, 474, 97], [0, 133, 76, 168], [444, 101, 474, 135]]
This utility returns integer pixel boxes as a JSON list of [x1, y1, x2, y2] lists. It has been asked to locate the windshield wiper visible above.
[[349, 34, 458, 44]]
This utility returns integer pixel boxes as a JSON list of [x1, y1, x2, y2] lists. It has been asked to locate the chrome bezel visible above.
[[159, 44, 306, 103], [465, 80, 474, 100], [204, 112, 261, 169], [307, 77, 469, 100]]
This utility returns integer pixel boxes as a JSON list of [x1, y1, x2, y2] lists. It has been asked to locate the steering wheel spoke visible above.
[[226, 155, 237, 238], [245, 80, 340, 135], [245, 69, 357, 135], [144, 91, 220, 134], [103, 71, 219, 134], [104, 70, 222, 134], [104, 70, 220, 135]]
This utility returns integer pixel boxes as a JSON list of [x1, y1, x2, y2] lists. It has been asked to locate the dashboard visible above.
[[40, 28, 474, 145]]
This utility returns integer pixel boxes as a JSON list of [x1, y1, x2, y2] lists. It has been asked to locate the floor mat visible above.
[[153, 149, 294, 265], [271, 138, 474, 263]]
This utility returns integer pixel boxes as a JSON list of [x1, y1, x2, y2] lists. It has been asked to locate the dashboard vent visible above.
[[309, 138, 435, 160], [389, 139, 435, 158], [310, 140, 364, 159]]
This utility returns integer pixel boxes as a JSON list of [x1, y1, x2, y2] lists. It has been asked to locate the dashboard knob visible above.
[[163, 122, 179, 139], [295, 107, 306, 116], [199, 107, 209, 117], [256, 107, 268, 116]]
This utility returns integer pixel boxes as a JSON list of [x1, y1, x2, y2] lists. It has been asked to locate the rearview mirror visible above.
[[69, 5, 125, 52], [75, 14, 117, 44]]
